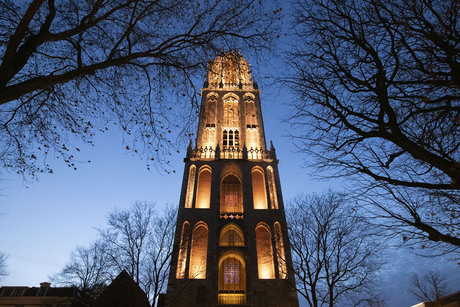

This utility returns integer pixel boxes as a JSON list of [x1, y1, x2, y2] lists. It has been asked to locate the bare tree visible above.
[[0, 252, 8, 280], [286, 192, 383, 307], [0, 0, 280, 176], [51, 240, 112, 303], [408, 270, 450, 303], [54, 201, 176, 306], [98, 201, 176, 305], [141, 206, 176, 304], [286, 0, 459, 252]]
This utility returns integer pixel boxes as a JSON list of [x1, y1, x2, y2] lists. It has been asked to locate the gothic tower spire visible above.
[[164, 53, 299, 307]]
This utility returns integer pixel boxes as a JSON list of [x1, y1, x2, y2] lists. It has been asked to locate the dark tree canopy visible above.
[[0, 0, 280, 176], [286, 0, 459, 252]]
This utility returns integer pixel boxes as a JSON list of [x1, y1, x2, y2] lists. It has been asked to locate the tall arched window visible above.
[[221, 174, 243, 213], [223, 95, 239, 149], [252, 167, 268, 210], [223, 96, 239, 127], [274, 222, 287, 279], [244, 93, 260, 149], [219, 224, 244, 246], [206, 93, 218, 125], [218, 251, 246, 305], [196, 166, 211, 209], [267, 166, 278, 209], [185, 165, 196, 208], [189, 222, 208, 279], [176, 222, 190, 279], [203, 93, 218, 148], [255, 223, 275, 279]]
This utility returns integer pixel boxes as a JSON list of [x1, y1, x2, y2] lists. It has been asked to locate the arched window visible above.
[[189, 222, 208, 279], [223, 94, 239, 149], [255, 223, 275, 279], [223, 96, 239, 127], [203, 93, 218, 148], [244, 93, 260, 149], [218, 251, 246, 305], [221, 174, 243, 213], [206, 93, 218, 125], [219, 224, 244, 246], [176, 222, 190, 279], [185, 165, 196, 209], [252, 167, 268, 210], [196, 166, 211, 209], [274, 222, 287, 279], [267, 166, 278, 209]]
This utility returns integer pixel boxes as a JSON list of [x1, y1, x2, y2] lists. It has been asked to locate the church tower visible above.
[[165, 53, 299, 307]]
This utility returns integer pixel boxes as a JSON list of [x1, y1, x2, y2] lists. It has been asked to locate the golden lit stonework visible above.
[[165, 53, 299, 307], [207, 53, 253, 90]]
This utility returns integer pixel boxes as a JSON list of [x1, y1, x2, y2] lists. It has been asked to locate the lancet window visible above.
[[184, 165, 196, 209], [255, 223, 275, 279], [223, 97, 239, 127], [266, 166, 278, 209], [189, 222, 208, 279], [220, 258, 244, 291], [196, 166, 211, 209], [206, 93, 218, 126], [203, 93, 217, 147], [274, 222, 287, 279], [176, 222, 190, 279], [252, 167, 268, 210], [220, 174, 243, 213], [245, 93, 259, 149], [218, 252, 246, 304], [223, 95, 239, 149], [219, 224, 244, 246]]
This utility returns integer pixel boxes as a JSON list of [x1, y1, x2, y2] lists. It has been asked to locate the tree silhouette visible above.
[[53, 201, 176, 306], [0, 0, 279, 176], [286, 0, 459, 252], [409, 270, 449, 303], [0, 252, 8, 280], [286, 192, 384, 307]]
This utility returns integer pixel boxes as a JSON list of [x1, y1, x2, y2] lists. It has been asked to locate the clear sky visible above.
[[1, 52, 459, 307]]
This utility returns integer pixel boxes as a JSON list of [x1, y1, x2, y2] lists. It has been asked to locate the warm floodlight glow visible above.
[[176, 222, 190, 279], [219, 224, 244, 246], [184, 165, 196, 209], [221, 174, 243, 213], [189, 223, 208, 279], [196, 167, 211, 209], [267, 166, 278, 209], [218, 251, 246, 304], [252, 168, 268, 209], [274, 222, 287, 279], [255, 224, 275, 279]]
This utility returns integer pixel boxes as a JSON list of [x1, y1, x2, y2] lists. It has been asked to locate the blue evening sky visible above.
[[0, 4, 459, 306]]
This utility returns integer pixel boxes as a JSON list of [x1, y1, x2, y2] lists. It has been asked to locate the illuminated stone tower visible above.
[[165, 53, 299, 307]]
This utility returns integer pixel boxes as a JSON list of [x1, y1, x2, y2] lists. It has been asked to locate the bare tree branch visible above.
[[0, 0, 280, 176], [285, 0, 460, 254]]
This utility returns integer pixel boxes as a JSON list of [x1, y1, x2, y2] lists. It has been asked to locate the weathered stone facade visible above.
[[165, 53, 299, 307]]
